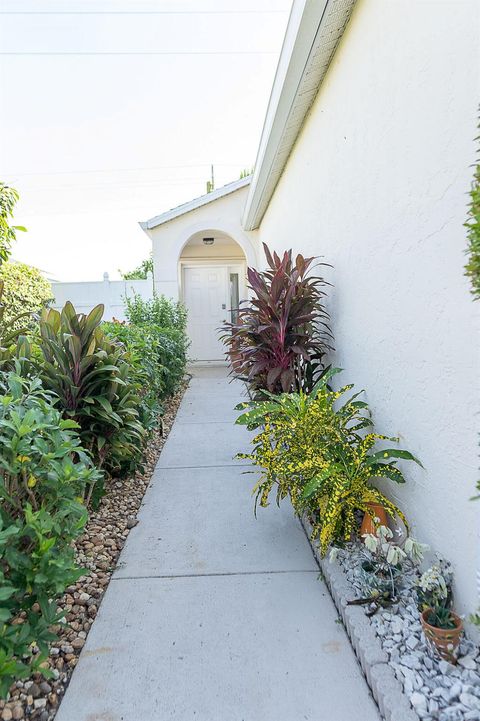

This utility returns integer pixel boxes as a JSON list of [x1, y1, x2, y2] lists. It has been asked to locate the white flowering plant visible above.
[[416, 561, 453, 614], [359, 524, 428, 598]]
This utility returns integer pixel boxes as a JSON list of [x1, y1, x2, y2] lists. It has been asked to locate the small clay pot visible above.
[[421, 608, 463, 663], [360, 503, 389, 536]]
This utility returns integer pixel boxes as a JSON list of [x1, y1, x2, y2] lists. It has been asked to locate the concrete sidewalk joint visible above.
[[54, 369, 383, 721], [111, 569, 319, 581]]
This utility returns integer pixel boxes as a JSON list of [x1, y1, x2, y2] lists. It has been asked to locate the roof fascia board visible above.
[[141, 176, 251, 232], [242, 0, 355, 231]]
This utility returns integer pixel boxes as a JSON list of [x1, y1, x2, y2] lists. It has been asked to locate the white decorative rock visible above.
[[410, 691, 427, 709], [460, 692, 480, 710], [458, 655, 477, 670]]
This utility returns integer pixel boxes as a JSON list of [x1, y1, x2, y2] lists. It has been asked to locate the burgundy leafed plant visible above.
[[221, 243, 333, 393]]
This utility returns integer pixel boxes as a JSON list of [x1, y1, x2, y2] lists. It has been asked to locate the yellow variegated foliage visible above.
[[237, 369, 419, 555]]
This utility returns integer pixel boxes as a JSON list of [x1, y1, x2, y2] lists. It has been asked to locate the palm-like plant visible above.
[[34, 302, 145, 481], [221, 243, 333, 393]]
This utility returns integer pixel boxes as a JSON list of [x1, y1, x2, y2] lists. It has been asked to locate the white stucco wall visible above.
[[51, 276, 153, 321], [257, 0, 480, 618], [147, 185, 259, 299]]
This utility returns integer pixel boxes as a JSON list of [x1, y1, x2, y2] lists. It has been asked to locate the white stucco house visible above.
[[139, 177, 258, 361], [138, 0, 480, 623], [52, 0, 479, 622]]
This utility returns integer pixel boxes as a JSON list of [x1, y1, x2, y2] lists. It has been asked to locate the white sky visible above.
[[0, 0, 291, 280]]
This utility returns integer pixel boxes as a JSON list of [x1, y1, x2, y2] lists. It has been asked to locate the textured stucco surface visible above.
[[147, 184, 258, 299], [257, 0, 480, 618]]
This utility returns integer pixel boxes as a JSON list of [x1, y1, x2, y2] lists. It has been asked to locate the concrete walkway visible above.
[[57, 366, 381, 721]]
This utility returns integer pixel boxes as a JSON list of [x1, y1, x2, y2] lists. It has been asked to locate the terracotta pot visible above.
[[360, 503, 389, 536], [421, 609, 463, 663]]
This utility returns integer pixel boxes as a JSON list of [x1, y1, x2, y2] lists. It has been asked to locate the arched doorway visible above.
[[179, 230, 247, 361]]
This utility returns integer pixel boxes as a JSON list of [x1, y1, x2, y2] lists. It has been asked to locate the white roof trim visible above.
[[140, 176, 251, 231], [242, 0, 356, 231]]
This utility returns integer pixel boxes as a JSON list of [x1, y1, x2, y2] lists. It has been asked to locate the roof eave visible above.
[[140, 176, 251, 232], [242, 0, 356, 232]]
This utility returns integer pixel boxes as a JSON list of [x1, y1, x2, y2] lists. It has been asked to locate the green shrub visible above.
[[0, 183, 26, 264], [0, 281, 30, 367], [124, 292, 187, 333], [0, 262, 53, 331], [103, 322, 188, 414], [103, 321, 165, 427], [236, 369, 420, 555], [153, 327, 188, 397], [120, 256, 153, 280], [465, 124, 480, 300], [0, 369, 101, 695], [31, 303, 145, 482]]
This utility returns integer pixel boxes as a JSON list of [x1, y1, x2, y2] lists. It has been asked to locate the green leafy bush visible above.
[[237, 369, 420, 555], [120, 256, 153, 280], [31, 302, 145, 482], [0, 262, 53, 331], [113, 292, 188, 406], [124, 292, 187, 333], [152, 327, 189, 397], [0, 370, 101, 695], [103, 321, 165, 426], [0, 281, 30, 367], [465, 124, 480, 300], [0, 183, 26, 265], [103, 322, 188, 415]]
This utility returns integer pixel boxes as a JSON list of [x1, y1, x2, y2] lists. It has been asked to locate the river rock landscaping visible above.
[[0, 380, 188, 721], [333, 542, 480, 721]]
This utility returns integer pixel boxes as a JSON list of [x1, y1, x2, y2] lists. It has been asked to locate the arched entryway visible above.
[[179, 230, 247, 361]]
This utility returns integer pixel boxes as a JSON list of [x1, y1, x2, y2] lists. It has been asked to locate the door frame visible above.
[[179, 258, 247, 307], [180, 260, 247, 361]]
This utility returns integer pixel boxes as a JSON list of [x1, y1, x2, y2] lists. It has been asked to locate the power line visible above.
[[0, 50, 277, 55], [0, 10, 288, 15], [16, 180, 221, 191], [5, 163, 250, 177]]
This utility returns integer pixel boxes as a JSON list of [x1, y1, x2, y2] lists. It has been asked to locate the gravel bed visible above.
[[0, 380, 188, 721], [335, 543, 480, 721]]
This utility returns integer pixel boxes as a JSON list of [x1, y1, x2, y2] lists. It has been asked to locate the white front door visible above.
[[183, 266, 229, 361]]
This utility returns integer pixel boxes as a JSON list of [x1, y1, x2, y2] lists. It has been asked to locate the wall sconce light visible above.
[[203, 237, 214, 246]]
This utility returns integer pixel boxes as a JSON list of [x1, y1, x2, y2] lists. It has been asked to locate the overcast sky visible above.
[[0, 0, 291, 280]]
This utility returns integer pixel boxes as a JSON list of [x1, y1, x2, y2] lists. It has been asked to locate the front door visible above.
[[183, 265, 228, 361]]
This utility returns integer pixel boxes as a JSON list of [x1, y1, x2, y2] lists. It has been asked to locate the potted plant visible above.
[[417, 564, 463, 663], [360, 525, 427, 599], [360, 503, 389, 536]]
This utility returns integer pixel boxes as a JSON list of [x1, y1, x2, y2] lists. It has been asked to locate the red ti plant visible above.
[[221, 243, 333, 393]]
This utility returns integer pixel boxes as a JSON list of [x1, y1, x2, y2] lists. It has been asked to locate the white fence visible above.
[[51, 273, 154, 321]]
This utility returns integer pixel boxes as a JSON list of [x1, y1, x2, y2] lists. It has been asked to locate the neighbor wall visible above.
[[257, 0, 480, 617], [51, 275, 154, 321]]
